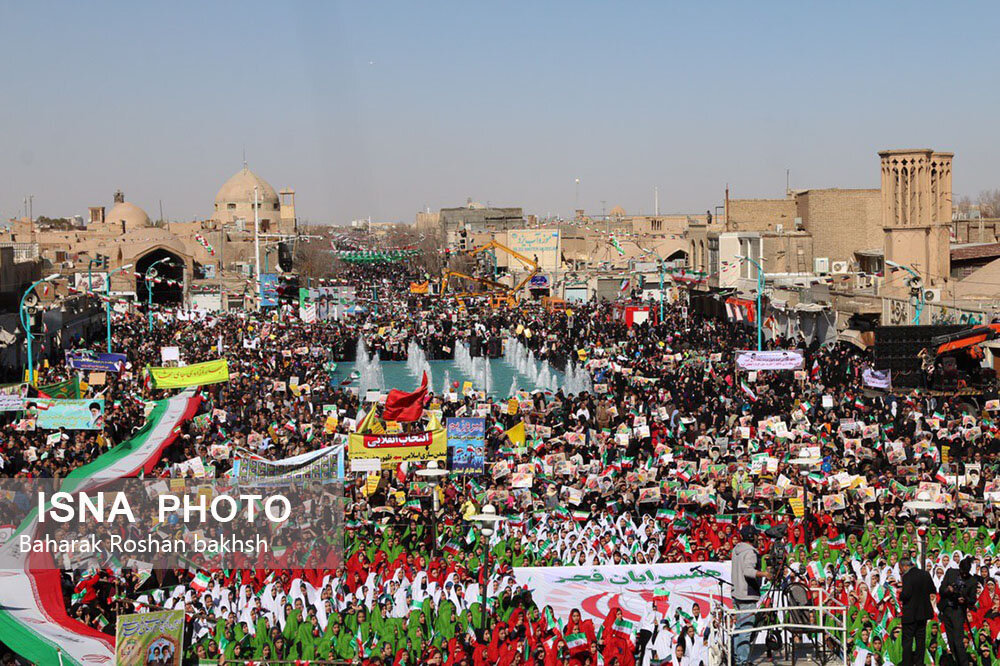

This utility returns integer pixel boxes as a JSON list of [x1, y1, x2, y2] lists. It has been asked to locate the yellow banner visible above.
[[409, 281, 429, 294], [149, 359, 230, 389], [348, 428, 447, 468]]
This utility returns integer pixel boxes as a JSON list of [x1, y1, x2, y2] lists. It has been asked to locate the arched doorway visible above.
[[136, 248, 185, 305]]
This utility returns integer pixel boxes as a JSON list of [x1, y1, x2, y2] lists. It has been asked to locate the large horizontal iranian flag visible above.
[[0, 391, 200, 665]]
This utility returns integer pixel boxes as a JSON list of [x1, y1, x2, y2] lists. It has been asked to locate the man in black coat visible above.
[[939, 556, 979, 666], [899, 557, 936, 666]]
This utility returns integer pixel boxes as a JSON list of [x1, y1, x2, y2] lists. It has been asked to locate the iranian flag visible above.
[[190, 571, 211, 593], [572, 510, 589, 523], [564, 632, 588, 652], [935, 466, 949, 485], [0, 391, 200, 666], [827, 534, 846, 550], [740, 380, 757, 402], [806, 561, 826, 581], [610, 235, 626, 256], [612, 617, 635, 636], [657, 508, 676, 521]]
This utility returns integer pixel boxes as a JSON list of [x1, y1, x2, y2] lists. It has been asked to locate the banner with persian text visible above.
[[148, 359, 230, 389], [115, 610, 185, 666], [348, 428, 447, 468], [734, 350, 804, 371], [512, 561, 731, 626]]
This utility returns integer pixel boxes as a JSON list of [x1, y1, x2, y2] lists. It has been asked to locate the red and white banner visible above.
[[512, 561, 731, 627]]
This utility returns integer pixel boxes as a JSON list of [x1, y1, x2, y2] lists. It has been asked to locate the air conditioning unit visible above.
[[831, 261, 849, 274], [775, 224, 783, 234], [813, 257, 830, 274], [923, 288, 942, 303]]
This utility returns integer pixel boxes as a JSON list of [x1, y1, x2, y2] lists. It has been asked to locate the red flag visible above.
[[382, 372, 428, 422]]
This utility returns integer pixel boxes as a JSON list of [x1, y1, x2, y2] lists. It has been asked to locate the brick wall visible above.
[[795, 189, 881, 266], [727, 199, 796, 231]]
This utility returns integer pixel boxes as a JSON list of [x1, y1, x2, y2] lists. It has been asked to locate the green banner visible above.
[[38, 376, 80, 399], [115, 609, 185, 666]]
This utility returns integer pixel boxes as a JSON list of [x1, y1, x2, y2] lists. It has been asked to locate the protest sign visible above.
[[148, 359, 229, 389], [36, 399, 105, 430], [0, 383, 25, 411], [446, 417, 485, 474], [115, 609, 185, 666], [862, 368, 892, 390]]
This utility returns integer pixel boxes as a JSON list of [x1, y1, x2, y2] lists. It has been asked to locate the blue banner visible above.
[[260, 273, 279, 307], [36, 399, 106, 430], [64, 350, 127, 372], [446, 417, 485, 475]]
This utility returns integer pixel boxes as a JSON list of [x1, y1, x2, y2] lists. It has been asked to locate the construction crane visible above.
[[439, 240, 540, 307], [468, 240, 540, 293]]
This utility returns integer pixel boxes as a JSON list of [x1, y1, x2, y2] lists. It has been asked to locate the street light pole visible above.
[[737, 255, 765, 350], [416, 460, 448, 553], [470, 504, 506, 639], [145, 258, 173, 331], [20, 275, 60, 385], [885, 260, 924, 325]]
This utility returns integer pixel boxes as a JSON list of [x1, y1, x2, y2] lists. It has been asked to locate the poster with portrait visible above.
[[115, 610, 185, 666]]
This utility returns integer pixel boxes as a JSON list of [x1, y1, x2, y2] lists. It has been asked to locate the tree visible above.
[[977, 189, 1000, 218]]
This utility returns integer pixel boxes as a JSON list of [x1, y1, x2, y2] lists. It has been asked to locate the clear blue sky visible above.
[[1, 1, 996, 224]]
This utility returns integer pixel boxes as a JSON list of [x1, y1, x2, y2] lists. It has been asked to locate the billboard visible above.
[[73, 271, 109, 293], [447, 417, 485, 474], [507, 228, 561, 270]]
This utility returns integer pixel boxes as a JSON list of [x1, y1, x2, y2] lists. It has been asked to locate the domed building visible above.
[[90, 190, 151, 234], [213, 165, 293, 234]]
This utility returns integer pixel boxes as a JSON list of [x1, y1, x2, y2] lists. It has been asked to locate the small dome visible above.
[[215, 166, 279, 205], [610, 205, 627, 218], [105, 201, 150, 229]]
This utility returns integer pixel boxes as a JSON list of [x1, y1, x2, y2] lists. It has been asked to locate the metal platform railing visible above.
[[720, 588, 848, 666]]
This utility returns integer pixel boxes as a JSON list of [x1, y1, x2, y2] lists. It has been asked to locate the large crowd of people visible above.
[[1, 261, 998, 666]]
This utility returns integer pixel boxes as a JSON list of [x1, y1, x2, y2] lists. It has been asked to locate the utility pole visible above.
[[254, 186, 262, 310], [28, 195, 33, 223], [654, 186, 659, 217]]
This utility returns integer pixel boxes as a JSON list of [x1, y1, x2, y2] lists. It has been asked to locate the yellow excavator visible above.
[[439, 240, 540, 307]]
